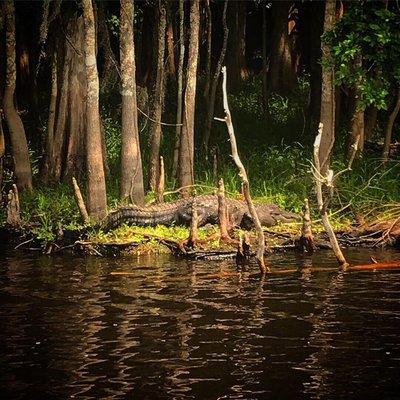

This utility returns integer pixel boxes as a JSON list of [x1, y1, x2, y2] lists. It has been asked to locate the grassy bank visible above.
[[1, 144, 399, 247]]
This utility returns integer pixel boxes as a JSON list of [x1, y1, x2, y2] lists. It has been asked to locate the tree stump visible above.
[[7, 184, 21, 228], [236, 232, 251, 265], [217, 178, 230, 240], [187, 193, 198, 248], [298, 198, 315, 253]]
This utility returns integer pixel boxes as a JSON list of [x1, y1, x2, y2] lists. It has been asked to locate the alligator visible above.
[[100, 195, 300, 231]]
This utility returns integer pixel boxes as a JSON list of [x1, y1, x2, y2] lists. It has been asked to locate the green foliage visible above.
[[18, 185, 82, 240], [246, 143, 310, 212], [268, 93, 298, 124], [325, 2, 400, 109], [196, 143, 310, 213], [107, 14, 120, 37], [228, 78, 264, 119], [225, 76, 309, 145], [102, 110, 122, 169]]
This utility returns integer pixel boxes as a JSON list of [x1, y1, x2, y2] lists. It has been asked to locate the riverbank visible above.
[[1, 217, 399, 261]]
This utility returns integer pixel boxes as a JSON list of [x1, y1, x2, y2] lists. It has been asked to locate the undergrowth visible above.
[[0, 145, 397, 245]]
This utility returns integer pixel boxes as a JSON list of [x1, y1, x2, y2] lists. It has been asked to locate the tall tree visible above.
[[172, 0, 185, 178], [327, 2, 400, 160], [203, 0, 228, 155], [148, 0, 167, 191], [202, 0, 212, 100], [348, 55, 364, 158], [383, 87, 400, 162], [318, 0, 336, 173], [0, 114, 4, 189], [119, 0, 145, 205], [0, 3, 5, 189], [178, 0, 199, 194], [15, 2, 41, 154], [82, 0, 107, 219], [98, 2, 119, 92], [261, 1, 268, 113], [303, 1, 324, 131], [166, 3, 176, 79], [3, 0, 32, 191], [364, 106, 378, 141], [40, 12, 87, 182], [226, 0, 248, 88], [268, 1, 297, 95], [40, 51, 57, 180]]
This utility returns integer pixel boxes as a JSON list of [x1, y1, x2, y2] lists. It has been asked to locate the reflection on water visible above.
[[0, 245, 400, 399]]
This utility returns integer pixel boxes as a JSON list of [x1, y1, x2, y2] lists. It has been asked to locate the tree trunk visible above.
[[203, 0, 228, 155], [172, 0, 185, 179], [63, 16, 86, 181], [0, 113, 5, 188], [348, 105, 364, 159], [49, 30, 70, 180], [82, 0, 107, 219], [98, 2, 119, 92], [347, 55, 364, 159], [364, 106, 378, 141], [17, 19, 40, 154], [44, 15, 87, 182], [304, 1, 324, 132], [0, 3, 4, 29], [148, 0, 167, 191], [262, 3, 268, 113], [2, 0, 32, 191], [40, 52, 57, 181], [319, 0, 336, 174], [202, 0, 212, 100], [226, 0, 248, 89], [267, 1, 296, 95], [178, 0, 200, 195], [166, 4, 176, 79], [382, 88, 400, 163], [119, 0, 145, 205]]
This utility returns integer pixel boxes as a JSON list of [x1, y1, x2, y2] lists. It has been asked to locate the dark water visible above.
[[1, 245, 400, 400]]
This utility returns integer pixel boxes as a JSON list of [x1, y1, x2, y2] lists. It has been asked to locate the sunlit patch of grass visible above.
[[89, 224, 220, 244], [89, 223, 224, 254]]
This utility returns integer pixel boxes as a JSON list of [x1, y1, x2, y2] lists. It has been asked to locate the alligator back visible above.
[[100, 195, 300, 231]]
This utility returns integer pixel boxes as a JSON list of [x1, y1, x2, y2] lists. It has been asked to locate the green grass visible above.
[[1, 145, 398, 245]]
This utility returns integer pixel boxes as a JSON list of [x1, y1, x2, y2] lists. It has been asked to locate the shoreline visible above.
[[1, 220, 399, 260]]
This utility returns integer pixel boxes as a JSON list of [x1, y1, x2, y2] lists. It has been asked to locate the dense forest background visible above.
[[0, 0, 399, 226]]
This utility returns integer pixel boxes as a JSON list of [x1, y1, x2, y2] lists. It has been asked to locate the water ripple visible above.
[[1, 249, 400, 399]]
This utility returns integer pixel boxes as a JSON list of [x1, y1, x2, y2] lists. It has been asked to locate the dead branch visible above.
[[313, 123, 348, 268], [298, 198, 315, 253], [236, 232, 251, 265], [72, 177, 89, 223], [216, 66, 268, 273], [217, 178, 230, 240], [188, 192, 198, 248]]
